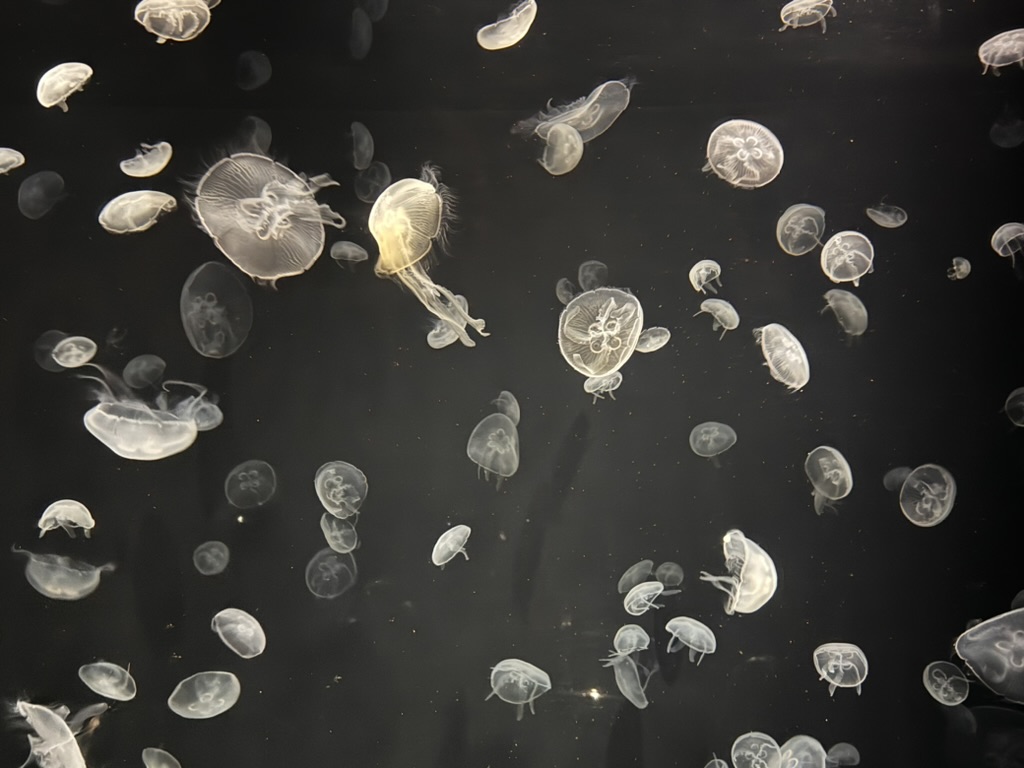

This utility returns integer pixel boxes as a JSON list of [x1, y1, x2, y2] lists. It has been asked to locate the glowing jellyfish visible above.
[[558, 287, 643, 377], [167, 671, 240, 719], [947, 257, 971, 280], [135, 0, 212, 43], [211, 608, 266, 658], [1006, 387, 1024, 427], [330, 241, 369, 267], [617, 559, 654, 593], [825, 742, 861, 766], [512, 79, 635, 143], [865, 203, 908, 229], [778, 0, 836, 32], [431, 524, 471, 566], [0, 148, 26, 174], [991, 222, 1024, 267], [98, 190, 176, 234], [732, 732, 781, 768], [776, 203, 826, 255], [192, 152, 346, 284], [224, 459, 277, 509], [602, 652, 650, 709], [143, 747, 182, 768], [477, 0, 537, 49], [813, 642, 868, 696], [753, 323, 810, 391], [320, 514, 359, 553], [694, 298, 739, 340], [654, 561, 684, 587], [922, 661, 970, 706], [18, 171, 66, 219], [354, 161, 392, 203], [699, 529, 777, 615], [703, 119, 784, 189], [78, 662, 137, 701], [954, 607, 1024, 703], [821, 231, 875, 286], [193, 540, 230, 575], [635, 326, 671, 353], [370, 166, 488, 346], [15, 701, 88, 768], [607, 624, 651, 657], [822, 289, 868, 338], [180, 261, 253, 358], [486, 659, 551, 720], [979, 28, 1024, 75], [305, 548, 358, 599], [623, 580, 680, 616], [467, 412, 520, 488], [120, 142, 173, 177], [38, 499, 95, 538], [351, 122, 374, 170], [899, 463, 956, 527], [555, 278, 577, 306], [689, 260, 723, 294], [804, 445, 853, 515], [539, 124, 584, 175], [51, 336, 97, 368], [665, 616, 717, 664], [315, 461, 369, 518], [689, 421, 737, 467], [584, 372, 623, 403], [12, 546, 115, 600], [36, 62, 92, 111]]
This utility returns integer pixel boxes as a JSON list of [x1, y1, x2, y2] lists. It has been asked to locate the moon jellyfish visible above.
[[467, 412, 520, 488], [979, 28, 1024, 75], [753, 323, 810, 391], [577, 260, 609, 291], [224, 459, 277, 509], [512, 79, 635, 143], [477, 0, 537, 50], [427, 294, 470, 349], [14, 701, 88, 768], [655, 561, 684, 587], [584, 372, 623, 403], [555, 277, 577, 306], [694, 298, 739, 340], [431, 524, 471, 566], [143, 748, 182, 768], [665, 617, 717, 664], [923, 661, 970, 706], [607, 624, 651, 657], [899, 463, 956, 527], [193, 540, 230, 575], [180, 261, 253, 359], [351, 122, 374, 170], [18, 170, 66, 220], [486, 659, 551, 720], [699, 529, 777, 615], [38, 499, 95, 538], [167, 671, 240, 719], [123, 354, 166, 389], [211, 608, 266, 658], [51, 336, 97, 368], [320, 514, 359, 553], [488, 391, 521, 426], [703, 119, 784, 189], [804, 445, 853, 514], [623, 580, 679, 616], [135, 0, 212, 43], [822, 289, 868, 338], [305, 547, 358, 599], [330, 240, 369, 267], [776, 203, 825, 255], [236, 50, 272, 90], [1005, 387, 1024, 426], [36, 62, 92, 111], [236, 115, 273, 154], [602, 652, 650, 709], [120, 141, 173, 177], [813, 642, 868, 696], [538, 124, 584, 175], [689, 421, 737, 467], [12, 546, 115, 600], [865, 203, 908, 229], [991, 222, 1024, 267], [98, 190, 177, 234], [635, 326, 671, 353], [778, 0, 836, 32], [947, 257, 971, 280], [192, 152, 346, 284], [314, 461, 368, 518], [349, 7, 373, 60], [354, 161, 392, 203], [0, 147, 26, 174], [558, 287, 643, 377], [732, 732, 781, 768], [617, 559, 654, 594], [954, 607, 1024, 703], [78, 661, 137, 701], [370, 166, 488, 346], [882, 466, 911, 492], [780, 736, 828, 768], [821, 231, 875, 286], [689, 259, 722, 294], [825, 743, 861, 766]]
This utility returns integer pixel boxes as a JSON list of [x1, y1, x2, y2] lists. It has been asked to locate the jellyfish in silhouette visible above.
[[36, 62, 92, 111], [899, 463, 956, 527], [703, 119, 784, 189], [689, 421, 737, 467], [665, 617, 717, 664], [689, 260, 722, 294], [954, 607, 1024, 703], [822, 289, 868, 338], [922, 661, 970, 706], [979, 28, 1024, 75], [78, 661, 137, 701], [167, 671, 240, 719], [467, 412, 519, 488], [12, 546, 115, 600], [776, 203, 826, 255], [947, 257, 971, 280], [1006, 387, 1024, 427], [98, 191, 177, 234], [369, 166, 488, 346], [991, 223, 1024, 267], [694, 299, 739, 339], [120, 141, 173, 177], [477, 0, 537, 49], [486, 659, 551, 720], [431, 524, 471, 567], [804, 445, 853, 514], [753, 323, 810, 391], [38, 499, 95, 538], [778, 0, 836, 32], [700, 529, 777, 615], [865, 203, 907, 229], [617, 559, 654, 593], [813, 642, 868, 696], [821, 231, 874, 286]]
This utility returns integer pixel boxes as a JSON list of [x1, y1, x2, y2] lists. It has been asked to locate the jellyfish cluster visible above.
[[466, 391, 521, 488]]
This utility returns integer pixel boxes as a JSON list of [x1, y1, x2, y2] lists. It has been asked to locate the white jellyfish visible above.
[[804, 445, 854, 514], [703, 119, 784, 189], [135, 0, 212, 44], [699, 529, 777, 615], [512, 79, 635, 143], [979, 28, 1024, 76], [821, 231, 875, 286], [778, 0, 836, 32], [38, 499, 95, 538], [476, 0, 538, 50], [36, 62, 93, 112], [0, 148, 26, 175], [98, 191, 177, 234], [120, 141, 173, 177]]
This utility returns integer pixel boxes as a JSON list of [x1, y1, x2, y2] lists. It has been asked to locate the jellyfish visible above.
[[899, 463, 956, 527], [314, 461, 369, 518], [699, 529, 777, 615], [812, 642, 869, 696], [753, 323, 810, 391], [922, 661, 970, 706], [635, 326, 671, 352], [305, 547, 358, 599], [191, 152, 346, 284], [15, 701, 90, 768], [120, 141, 173, 177], [584, 372, 624, 403], [882, 466, 911, 492], [947, 257, 971, 280], [804, 445, 853, 514], [18, 170, 66, 219], [35, 330, 70, 372], [979, 28, 1024, 75], [492, 391, 521, 425], [98, 191, 177, 234], [703, 119, 784, 189], [1005, 387, 1024, 427], [143, 747, 182, 768], [512, 79, 635, 143], [623, 580, 680, 616], [193, 540, 230, 575], [427, 294, 470, 349], [321, 514, 359, 553], [991, 222, 1024, 267], [865, 203, 908, 229], [78, 661, 137, 701], [167, 671, 241, 719], [431, 524, 471, 567], [236, 50, 272, 90], [606, 624, 651, 658], [778, 0, 836, 32], [122, 354, 166, 389], [354, 161, 392, 203], [689, 260, 723, 294], [211, 608, 267, 658], [776, 203, 826, 255], [330, 241, 370, 267], [224, 459, 277, 509], [362, 0, 388, 22], [477, 0, 537, 49], [467, 412, 520, 488], [602, 652, 650, 709], [351, 122, 374, 170], [821, 231, 875, 286], [617, 559, 654, 593], [12, 546, 116, 600], [665, 616, 717, 664], [135, 0, 212, 43], [486, 659, 551, 720], [558, 287, 643, 378], [36, 62, 92, 111], [991, 106, 1024, 148], [51, 336, 97, 368], [180, 261, 254, 358], [555, 278, 577, 306], [694, 298, 739, 339], [538, 124, 584, 175], [954, 607, 1024, 703], [38, 499, 95, 538], [821, 289, 868, 338], [689, 421, 737, 467], [654, 561, 684, 587], [732, 732, 781, 768], [349, 7, 373, 59], [370, 166, 488, 346], [0, 147, 26, 174]]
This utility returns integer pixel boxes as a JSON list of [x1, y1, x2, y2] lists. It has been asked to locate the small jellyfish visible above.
[[699, 529, 777, 615], [694, 298, 739, 340], [236, 50, 272, 90], [635, 326, 671, 353], [492, 390, 521, 425], [193, 540, 230, 575], [224, 459, 277, 509], [476, 0, 538, 50], [51, 335, 97, 368], [512, 79, 635, 143], [142, 748, 182, 768], [899, 463, 956, 527], [780, 736, 828, 768], [689, 421, 737, 467], [555, 277, 577, 306], [804, 445, 853, 514], [305, 547, 358, 599], [38, 499, 95, 538], [12, 546, 116, 600], [979, 28, 1024, 76], [351, 122, 374, 170], [991, 222, 1024, 267], [486, 659, 551, 720], [584, 372, 623, 403], [578, 260, 609, 291], [821, 231, 875, 286], [825, 743, 861, 767], [123, 354, 167, 389], [607, 624, 651, 657], [665, 616, 717, 664], [120, 141, 173, 177], [180, 261, 254, 359], [135, 0, 211, 44], [349, 7, 373, 60], [776, 203, 826, 255], [35, 329, 70, 372], [98, 191, 177, 234], [427, 294, 470, 349], [753, 323, 810, 391], [167, 671, 241, 719], [18, 170, 66, 220], [211, 608, 267, 659], [812, 642, 869, 696], [236, 115, 273, 154], [36, 62, 93, 111], [431, 524, 471, 567], [954, 607, 1024, 703], [320, 514, 359, 553], [354, 161, 392, 203], [15, 701, 89, 768], [822, 289, 868, 338], [330, 241, 369, 267], [689, 260, 723, 294], [603, 652, 651, 709], [654, 561, 684, 587], [922, 661, 970, 706], [865, 203, 908, 229], [778, 0, 836, 32], [558, 287, 643, 377], [539, 124, 584, 176], [314, 461, 369, 518], [732, 732, 781, 768], [617, 559, 654, 594], [78, 661, 137, 701], [1005, 386, 1024, 427], [467, 412, 520, 488], [947, 257, 971, 280], [703, 119, 784, 189], [882, 466, 911, 492], [623, 580, 680, 616], [0, 147, 26, 174]]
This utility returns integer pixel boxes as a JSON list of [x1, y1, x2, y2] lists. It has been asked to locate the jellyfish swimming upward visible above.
[[369, 166, 488, 348]]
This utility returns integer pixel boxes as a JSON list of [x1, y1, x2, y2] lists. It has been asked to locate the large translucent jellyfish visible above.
[[0, 148, 26, 174], [753, 323, 810, 391], [822, 289, 868, 338], [991, 222, 1024, 267], [193, 540, 230, 575], [180, 261, 253, 358], [584, 372, 623, 403], [38, 499, 95, 538], [12, 546, 115, 600], [538, 124, 584, 175], [899, 463, 956, 527], [922, 661, 970, 706], [431, 524, 471, 567], [135, 0, 212, 43], [979, 28, 1024, 75], [351, 122, 374, 170], [98, 191, 177, 234], [694, 298, 739, 340], [486, 659, 551, 720], [635, 326, 671, 353], [143, 747, 182, 768], [36, 62, 92, 111], [512, 79, 635, 143], [558, 287, 643, 377], [467, 412, 520, 488], [78, 661, 137, 701], [354, 161, 392, 203], [315, 460, 369, 518], [52, 336, 97, 368], [731, 732, 781, 768], [617, 559, 654, 593], [1005, 386, 1024, 427], [427, 294, 470, 349], [703, 119, 784, 189], [120, 142, 173, 177], [623, 580, 680, 616], [812, 642, 868, 696], [192, 153, 346, 284], [321, 514, 359, 553], [947, 257, 971, 280], [476, 0, 537, 50], [689, 260, 722, 294], [689, 421, 737, 467], [699, 529, 777, 615], [821, 231, 875, 286], [349, 7, 373, 59], [776, 203, 826, 255], [654, 561, 684, 587], [954, 607, 1024, 703], [35, 329, 70, 372], [224, 459, 277, 509], [370, 166, 488, 346], [167, 671, 240, 719], [665, 616, 717, 664], [555, 277, 577, 306], [804, 445, 853, 515], [305, 548, 358, 599], [18, 170, 66, 219], [778, 0, 836, 32], [865, 203, 908, 229], [123, 354, 166, 389], [602, 652, 650, 709], [14, 700, 89, 768], [211, 608, 267, 658]]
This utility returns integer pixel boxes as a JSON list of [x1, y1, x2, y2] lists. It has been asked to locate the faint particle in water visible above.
[[142, 747, 182, 768], [36, 62, 92, 111], [753, 323, 810, 391], [350, 121, 374, 170], [0, 147, 26, 174], [360, 0, 388, 21], [689, 259, 722, 294], [990, 222, 1024, 267], [486, 658, 551, 720], [18, 170, 66, 219], [623, 580, 679, 616], [305, 547, 358, 599], [865, 203, 907, 229], [1005, 386, 1024, 426], [211, 608, 267, 658], [689, 421, 737, 467], [34, 329, 69, 372], [558, 287, 643, 377], [538, 123, 584, 175], [123, 354, 166, 389], [899, 463, 956, 527], [314, 460, 368, 518], [235, 115, 273, 154], [608, 623, 651, 656], [135, 0, 212, 44], [693, 298, 739, 340], [193, 540, 230, 575], [431, 524, 471, 566], [350, 8, 372, 60], [12, 546, 115, 600], [947, 257, 971, 280], [224, 459, 277, 509], [477, 0, 538, 50], [699, 529, 777, 615], [954, 606, 1024, 703], [180, 261, 254, 359], [812, 642, 868, 696], [120, 141, 173, 177], [703, 119, 784, 189], [78, 661, 137, 701], [354, 160, 392, 203], [512, 79, 635, 143], [664, 616, 717, 664], [820, 231, 874, 286], [492, 390, 521, 425], [236, 50, 272, 91], [617, 559, 654, 594], [804, 445, 853, 515], [978, 28, 1024, 76], [881, 466, 910, 492], [776, 203, 825, 256], [778, 0, 836, 32], [167, 671, 241, 719], [635, 326, 671, 352], [922, 660, 970, 706], [555, 277, 577, 306], [51, 335, 97, 368], [821, 289, 867, 338], [577, 260, 609, 291], [320, 514, 359, 553], [38, 499, 95, 538], [330, 240, 369, 267], [654, 561, 683, 587], [98, 190, 177, 234], [466, 412, 520, 488], [584, 372, 623, 403]]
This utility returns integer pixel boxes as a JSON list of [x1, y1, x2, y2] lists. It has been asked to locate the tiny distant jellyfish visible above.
[[689, 260, 722, 294], [732, 732, 781, 768], [167, 671, 240, 719], [0, 148, 26, 174], [224, 459, 277, 509], [120, 141, 173, 178], [539, 124, 584, 176], [822, 289, 869, 338], [236, 50, 272, 91], [512, 79, 635, 143], [98, 190, 177, 234], [922, 661, 970, 706], [492, 390, 521, 425], [991, 222, 1024, 267], [477, 0, 538, 50], [617, 559, 654, 594], [351, 122, 374, 170], [12, 546, 116, 600], [700, 529, 777, 615], [135, 0, 211, 44], [211, 608, 267, 659], [305, 547, 358, 599], [555, 278, 577, 306], [578, 260, 609, 291], [558, 287, 643, 377], [804, 445, 853, 515], [354, 160, 392, 203], [954, 606, 1024, 703], [467, 412, 520, 488], [825, 743, 861, 766], [123, 354, 166, 389], [180, 261, 254, 359], [431, 524, 471, 567], [191, 152, 346, 284], [778, 0, 836, 32], [665, 616, 717, 664], [899, 463, 956, 527], [623, 580, 680, 616], [635, 326, 670, 353], [584, 372, 623, 403], [142, 748, 182, 768], [18, 170, 66, 220], [821, 231, 875, 286], [703, 119, 784, 189], [314, 460, 369, 518], [38, 499, 95, 538], [193, 540, 230, 575], [865, 203, 908, 229], [320, 514, 359, 553], [694, 298, 739, 340], [486, 659, 551, 720], [78, 661, 137, 701], [350, 7, 373, 60], [1005, 386, 1024, 427], [947, 257, 971, 280], [36, 62, 92, 111], [427, 294, 470, 349], [882, 466, 911, 492], [813, 642, 869, 696], [15, 701, 89, 768], [978, 28, 1024, 76], [654, 561, 683, 587], [776, 203, 826, 255], [370, 166, 489, 346], [51, 335, 98, 368], [330, 241, 370, 269], [753, 323, 810, 391], [689, 421, 737, 467]]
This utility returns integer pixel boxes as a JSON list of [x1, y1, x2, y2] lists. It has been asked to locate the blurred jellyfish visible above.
[[18, 170, 66, 219], [703, 119, 784, 189], [825, 742, 861, 767], [305, 548, 358, 599], [52, 336, 97, 368], [821, 231, 875, 286], [350, 7, 373, 59], [35, 330, 70, 372], [635, 326, 671, 352], [236, 50, 272, 90], [477, 0, 537, 49], [486, 659, 551, 720], [665, 617, 717, 664], [947, 257, 971, 280], [12, 546, 115, 600], [1005, 387, 1024, 426], [211, 608, 267, 658], [700, 529, 777, 615], [822, 289, 868, 338], [167, 671, 240, 719], [732, 732, 781, 768], [584, 372, 623, 403], [361, 0, 389, 22], [315, 461, 368, 518], [78, 661, 137, 701], [979, 28, 1024, 75], [689, 421, 737, 467], [778, 0, 836, 32], [351, 122, 374, 170], [492, 390, 521, 425], [991, 223, 1024, 267], [236, 115, 273, 154], [123, 354, 166, 389], [180, 261, 254, 358], [555, 278, 577, 306], [689, 260, 722, 294], [98, 191, 177, 234], [776, 203, 825, 255], [0, 148, 26, 174], [538, 124, 584, 175], [431, 524, 471, 567], [558, 287, 643, 378], [813, 642, 869, 696], [467, 412, 520, 488], [804, 445, 853, 514], [753, 323, 810, 391], [193, 540, 230, 575], [224, 459, 277, 509], [354, 161, 392, 203], [36, 62, 92, 111], [135, 0, 212, 44], [120, 142, 173, 177], [694, 298, 739, 339], [882, 466, 911, 492], [617, 559, 654, 594], [624, 580, 679, 616], [865, 203, 907, 229], [427, 295, 470, 349], [954, 607, 1024, 703], [330, 241, 369, 268], [512, 79, 635, 143], [38, 499, 95, 538], [578, 260, 609, 291], [899, 463, 956, 527], [922, 661, 970, 706]]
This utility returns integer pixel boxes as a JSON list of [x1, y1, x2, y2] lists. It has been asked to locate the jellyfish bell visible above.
[[699, 529, 777, 615], [558, 287, 643, 378], [134, 0, 212, 44], [36, 62, 93, 112], [98, 190, 177, 234]]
